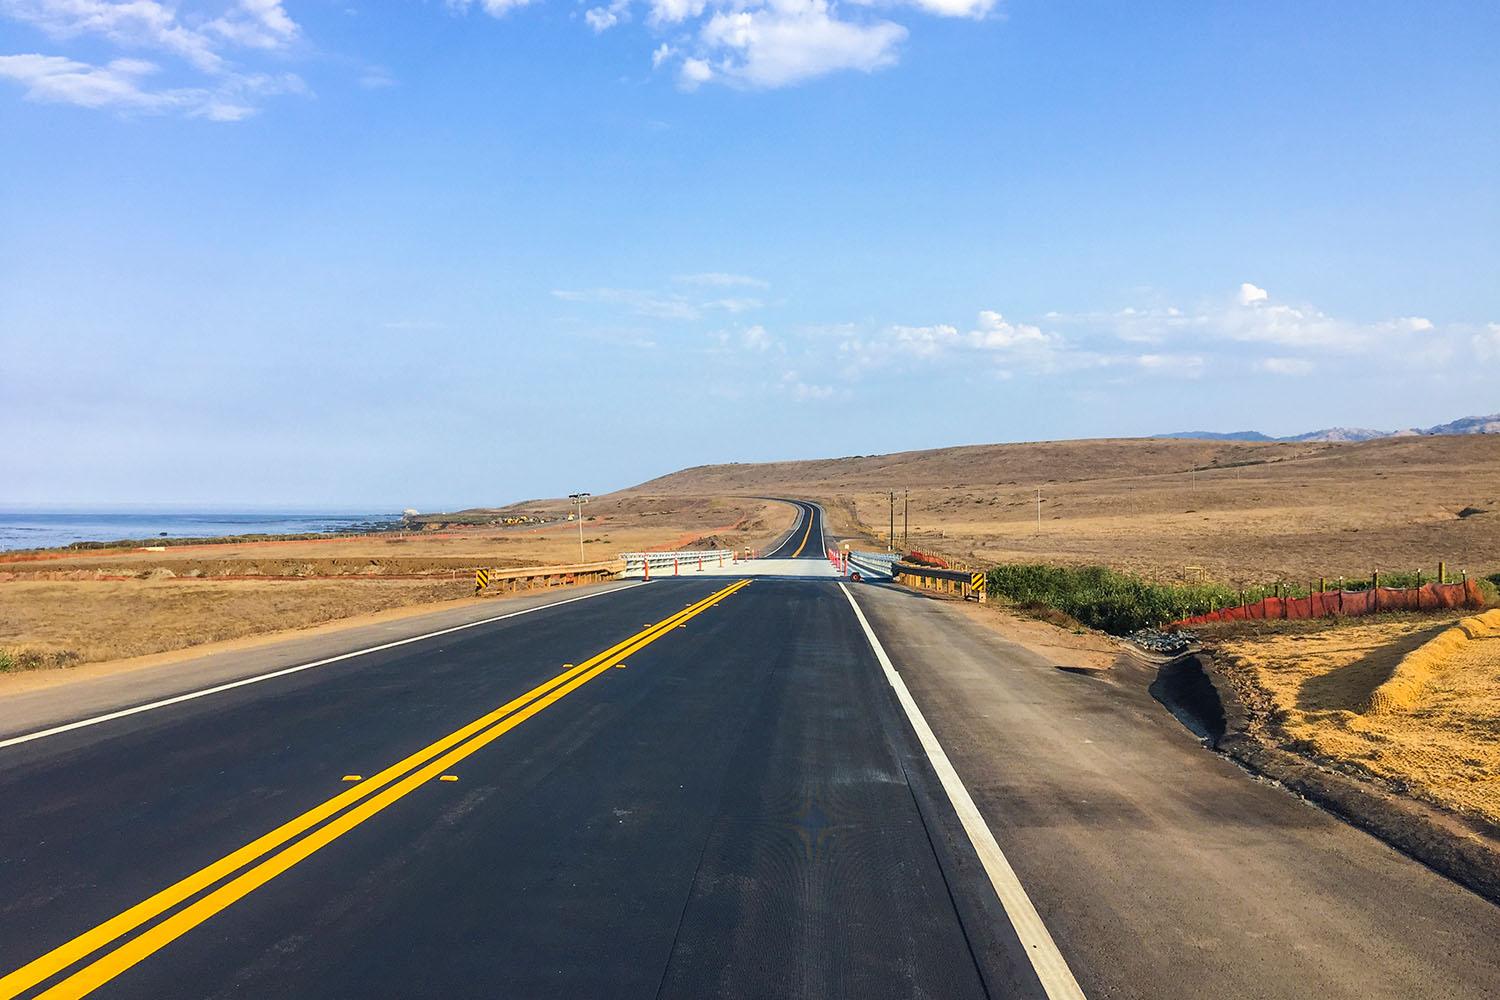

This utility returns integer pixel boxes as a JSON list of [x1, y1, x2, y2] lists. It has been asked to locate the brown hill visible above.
[[617, 435, 1500, 588]]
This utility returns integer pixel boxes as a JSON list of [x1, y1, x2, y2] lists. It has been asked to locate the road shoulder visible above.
[[0, 581, 641, 740], [849, 581, 1500, 1000]]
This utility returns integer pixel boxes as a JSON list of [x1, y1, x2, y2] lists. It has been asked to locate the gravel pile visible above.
[[1129, 628, 1199, 656]]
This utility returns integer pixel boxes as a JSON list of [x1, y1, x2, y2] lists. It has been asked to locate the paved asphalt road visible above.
[[2, 500, 1498, 999]]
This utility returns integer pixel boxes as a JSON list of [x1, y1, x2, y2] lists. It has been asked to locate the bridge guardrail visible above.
[[477, 560, 624, 594], [893, 561, 986, 601], [620, 550, 744, 577], [846, 550, 899, 580]]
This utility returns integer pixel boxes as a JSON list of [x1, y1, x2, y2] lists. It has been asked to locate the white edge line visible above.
[[0, 583, 640, 751], [838, 582, 1087, 1000]]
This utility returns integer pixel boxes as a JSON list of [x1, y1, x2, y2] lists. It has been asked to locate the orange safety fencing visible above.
[[1175, 580, 1485, 627]]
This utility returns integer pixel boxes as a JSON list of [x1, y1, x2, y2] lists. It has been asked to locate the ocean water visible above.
[[0, 512, 399, 553]]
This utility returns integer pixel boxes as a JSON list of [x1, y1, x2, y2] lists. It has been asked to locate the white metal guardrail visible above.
[[620, 550, 744, 576], [826, 549, 899, 580]]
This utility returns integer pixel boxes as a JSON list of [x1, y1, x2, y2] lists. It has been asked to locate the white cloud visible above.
[[836, 309, 1107, 376], [904, 0, 993, 15], [742, 324, 774, 350], [1475, 323, 1500, 362], [967, 310, 1050, 350], [648, 0, 707, 24], [1136, 353, 1205, 378], [651, 42, 674, 67], [673, 271, 769, 288], [704, 297, 764, 312], [358, 65, 395, 89], [1254, 357, 1315, 376], [448, 0, 540, 16], [552, 287, 701, 320], [0, 51, 296, 117], [1054, 284, 1446, 356], [206, 0, 299, 50], [777, 369, 837, 400], [2, 0, 226, 71], [0, 53, 173, 109], [551, 281, 769, 321], [0, 0, 307, 117], [679, 56, 711, 87], [585, 7, 618, 30], [695, 0, 907, 88]]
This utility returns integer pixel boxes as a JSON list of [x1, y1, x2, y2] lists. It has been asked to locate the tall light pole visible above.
[[569, 492, 590, 562]]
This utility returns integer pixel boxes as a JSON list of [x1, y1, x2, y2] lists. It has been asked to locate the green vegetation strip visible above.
[[984, 564, 1498, 635]]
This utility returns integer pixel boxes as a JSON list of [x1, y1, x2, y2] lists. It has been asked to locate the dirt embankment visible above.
[[1183, 613, 1500, 903], [1203, 613, 1500, 828]]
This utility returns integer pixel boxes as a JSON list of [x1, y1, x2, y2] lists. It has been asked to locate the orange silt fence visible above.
[[1175, 580, 1484, 627]]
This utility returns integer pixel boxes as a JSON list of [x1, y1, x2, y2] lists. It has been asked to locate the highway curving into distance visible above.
[[2, 500, 1499, 999]]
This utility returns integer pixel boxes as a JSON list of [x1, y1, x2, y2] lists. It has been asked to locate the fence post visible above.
[[1439, 561, 1446, 585]]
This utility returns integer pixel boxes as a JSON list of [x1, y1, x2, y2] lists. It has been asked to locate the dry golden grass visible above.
[[1365, 609, 1500, 714], [0, 578, 469, 669], [0, 497, 797, 672], [626, 435, 1500, 588], [1207, 614, 1500, 827], [0, 496, 792, 581]]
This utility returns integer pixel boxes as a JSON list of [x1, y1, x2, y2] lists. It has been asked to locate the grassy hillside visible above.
[[616, 435, 1500, 588]]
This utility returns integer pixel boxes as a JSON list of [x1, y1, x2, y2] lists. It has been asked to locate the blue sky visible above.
[[2, 0, 1497, 509]]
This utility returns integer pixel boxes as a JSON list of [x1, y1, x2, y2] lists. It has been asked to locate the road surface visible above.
[[2, 501, 1498, 999]]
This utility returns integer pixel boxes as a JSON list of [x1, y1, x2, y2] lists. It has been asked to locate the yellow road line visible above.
[[790, 505, 814, 558], [2, 579, 750, 1000]]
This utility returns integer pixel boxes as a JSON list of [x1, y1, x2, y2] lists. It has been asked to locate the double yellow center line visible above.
[[2, 578, 752, 1000], [790, 505, 814, 558]]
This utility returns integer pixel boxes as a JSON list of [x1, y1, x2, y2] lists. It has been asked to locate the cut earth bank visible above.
[[1154, 608, 1500, 905]]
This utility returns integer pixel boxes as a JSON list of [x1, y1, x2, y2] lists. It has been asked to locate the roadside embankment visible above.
[[1365, 608, 1500, 714], [1185, 612, 1500, 903]]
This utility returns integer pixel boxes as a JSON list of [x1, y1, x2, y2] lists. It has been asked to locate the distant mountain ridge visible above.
[[1159, 413, 1500, 443]]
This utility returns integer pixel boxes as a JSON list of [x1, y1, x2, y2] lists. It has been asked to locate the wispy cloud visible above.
[[1136, 353, 1205, 378], [837, 309, 1107, 377], [673, 271, 769, 288], [0, 0, 307, 118], [687, 0, 908, 89], [553, 276, 773, 321], [0, 51, 301, 119], [1255, 357, 1315, 376], [450, 0, 993, 89], [357, 65, 396, 89], [1050, 283, 1440, 354], [1475, 323, 1500, 363]]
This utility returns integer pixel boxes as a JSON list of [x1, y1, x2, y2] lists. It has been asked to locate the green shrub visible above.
[[984, 563, 1497, 635], [985, 564, 1240, 634], [0, 649, 11, 673]]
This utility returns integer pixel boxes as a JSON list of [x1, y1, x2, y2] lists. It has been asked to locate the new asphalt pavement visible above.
[[3, 501, 1498, 999]]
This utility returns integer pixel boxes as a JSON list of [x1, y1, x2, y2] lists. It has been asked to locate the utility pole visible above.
[[902, 490, 909, 550], [888, 491, 896, 552], [569, 492, 591, 562], [1037, 487, 1042, 534]]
